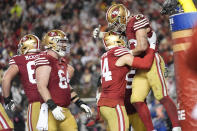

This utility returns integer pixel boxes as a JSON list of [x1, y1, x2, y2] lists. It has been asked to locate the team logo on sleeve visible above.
[[111, 7, 119, 18]]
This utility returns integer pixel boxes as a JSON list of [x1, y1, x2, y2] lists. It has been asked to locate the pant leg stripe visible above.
[[116, 105, 124, 131], [115, 107, 121, 131], [0, 112, 9, 129], [28, 104, 33, 131], [119, 106, 125, 131], [158, 55, 168, 95], [155, 53, 167, 96]]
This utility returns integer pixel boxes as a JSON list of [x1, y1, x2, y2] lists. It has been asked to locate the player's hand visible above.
[[80, 104, 92, 118], [161, 0, 178, 15], [46, 99, 65, 121], [93, 25, 101, 39], [5, 99, 16, 111], [4, 97, 16, 111], [52, 106, 65, 121], [147, 31, 157, 50]]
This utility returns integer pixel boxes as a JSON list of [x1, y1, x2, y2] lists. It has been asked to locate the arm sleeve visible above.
[[114, 47, 130, 57], [35, 56, 50, 68], [132, 48, 154, 69], [133, 14, 149, 31]]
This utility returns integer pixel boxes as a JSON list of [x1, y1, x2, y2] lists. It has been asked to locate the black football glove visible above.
[[4, 97, 16, 111], [75, 99, 92, 118], [161, 0, 179, 15]]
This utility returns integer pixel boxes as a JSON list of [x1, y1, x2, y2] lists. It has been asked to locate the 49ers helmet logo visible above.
[[21, 36, 29, 42], [111, 7, 119, 18], [48, 31, 58, 37]]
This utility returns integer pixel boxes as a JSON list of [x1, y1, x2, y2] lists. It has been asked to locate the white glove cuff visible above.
[[150, 43, 156, 50]]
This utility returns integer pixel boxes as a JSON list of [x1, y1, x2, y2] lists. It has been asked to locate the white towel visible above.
[[192, 104, 197, 120], [36, 103, 48, 131]]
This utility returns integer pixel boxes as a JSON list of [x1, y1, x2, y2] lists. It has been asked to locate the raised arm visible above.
[[131, 28, 149, 56]]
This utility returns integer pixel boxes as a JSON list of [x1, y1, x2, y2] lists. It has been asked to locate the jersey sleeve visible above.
[[133, 14, 149, 31], [9, 57, 16, 65], [35, 55, 50, 68], [114, 47, 130, 57]]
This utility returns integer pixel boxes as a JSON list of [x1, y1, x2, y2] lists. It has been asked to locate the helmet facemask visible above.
[[46, 36, 70, 57], [108, 16, 126, 33], [55, 38, 70, 57]]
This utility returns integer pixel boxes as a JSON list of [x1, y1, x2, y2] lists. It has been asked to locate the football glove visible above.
[[46, 99, 65, 121], [4, 97, 16, 111], [80, 104, 92, 118], [93, 25, 101, 39], [161, 0, 179, 15], [147, 31, 157, 50], [51, 106, 65, 121], [75, 99, 92, 118]]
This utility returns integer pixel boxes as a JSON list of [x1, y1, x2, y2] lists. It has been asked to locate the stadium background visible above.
[[0, 0, 195, 131]]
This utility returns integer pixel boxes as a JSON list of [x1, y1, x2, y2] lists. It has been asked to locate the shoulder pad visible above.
[[9, 55, 21, 65], [35, 55, 50, 66]]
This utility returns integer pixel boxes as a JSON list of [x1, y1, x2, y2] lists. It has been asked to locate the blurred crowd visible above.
[[0, 0, 177, 131]]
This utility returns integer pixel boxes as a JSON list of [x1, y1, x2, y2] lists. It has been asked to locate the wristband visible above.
[[75, 99, 86, 107], [3, 96, 12, 105], [46, 99, 57, 110]]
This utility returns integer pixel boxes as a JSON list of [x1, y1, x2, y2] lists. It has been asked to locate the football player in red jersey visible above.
[[98, 31, 157, 131], [35, 29, 92, 131], [2, 34, 42, 131], [103, 4, 181, 131]]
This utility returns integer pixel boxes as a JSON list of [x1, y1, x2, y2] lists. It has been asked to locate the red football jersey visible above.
[[126, 14, 152, 50], [124, 69, 137, 114], [9, 54, 42, 103], [98, 47, 131, 107], [35, 54, 71, 108]]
